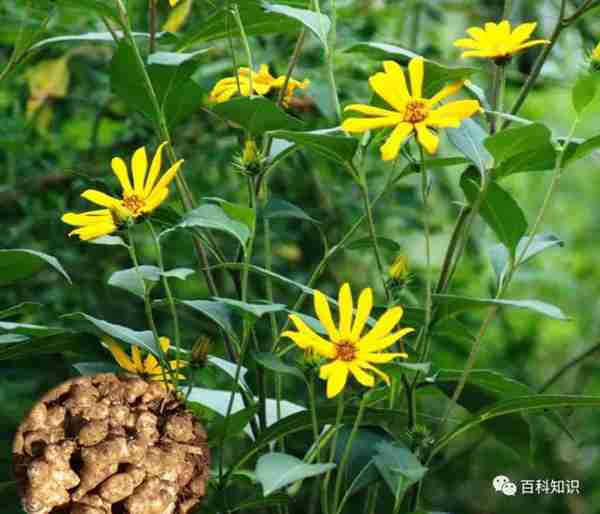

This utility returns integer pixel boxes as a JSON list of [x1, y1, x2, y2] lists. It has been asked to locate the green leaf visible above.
[[563, 134, 600, 165], [484, 123, 556, 178], [253, 352, 305, 381], [374, 441, 428, 502], [173, 299, 236, 337], [268, 129, 358, 165], [215, 298, 286, 319], [53, 0, 120, 21], [206, 197, 257, 234], [0, 302, 42, 320], [264, 4, 330, 48], [343, 42, 473, 97], [256, 453, 336, 496], [0, 248, 71, 286], [0, 334, 30, 345], [62, 312, 161, 356], [229, 495, 290, 512], [344, 236, 401, 252], [572, 72, 598, 114], [433, 294, 569, 321], [0, 322, 66, 338], [147, 49, 212, 66], [178, 0, 305, 48], [262, 198, 319, 224], [73, 361, 121, 375], [168, 204, 251, 248], [213, 97, 304, 135], [89, 235, 128, 247], [30, 31, 168, 51], [447, 119, 492, 174], [0, 333, 105, 361], [435, 395, 600, 454], [208, 404, 259, 442], [109, 266, 194, 298], [460, 168, 527, 255]]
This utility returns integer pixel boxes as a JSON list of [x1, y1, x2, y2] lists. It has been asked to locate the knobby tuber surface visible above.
[[13, 373, 210, 514]]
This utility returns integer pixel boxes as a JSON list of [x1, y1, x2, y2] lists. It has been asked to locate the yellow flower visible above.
[[342, 57, 481, 159], [389, 255, 409, 281], [592, 42, 600, 62], [282, 283, 413, 398], [453, 21, 549, 62], [104, 336, 187, 388], [169, 0, 180, 6], [61, 142, 183, 240], [209, 64, 309, 106]]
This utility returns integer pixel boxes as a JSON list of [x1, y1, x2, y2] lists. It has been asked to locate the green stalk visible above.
[[419, 146, 432, 358], [322, 393, 345, 514], [231, 3, 254, 95], [314, 0, 341, 121], [148, 0, 157, 53], [147, 220, 182, 389]]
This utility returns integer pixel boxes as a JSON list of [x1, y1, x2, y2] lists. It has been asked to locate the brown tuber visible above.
[[13, 374, 210, 514]]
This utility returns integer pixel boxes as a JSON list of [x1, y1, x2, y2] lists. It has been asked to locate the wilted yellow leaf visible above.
[[25, 56, 70, 118], [163, 0, 192, 33]]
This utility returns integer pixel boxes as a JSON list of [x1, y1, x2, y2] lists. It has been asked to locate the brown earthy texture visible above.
[[12, 374, 210, 514]]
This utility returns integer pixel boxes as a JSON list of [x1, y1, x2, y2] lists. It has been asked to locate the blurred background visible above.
[[1, 0, 600, 512]]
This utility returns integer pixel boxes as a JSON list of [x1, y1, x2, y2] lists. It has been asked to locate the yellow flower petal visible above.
[[382, 60, 409, 99], [159, 337, 171, 353], [514, 39, 550, 52], [105, 338, 137, 373], [349, 363, 375, 387], [341, 116, 402, 133], [62, 210, 113, 226], [131, 346, 143, 372], [408, 57, 424, 98], [338, 283, 353, 340], [360, 306, 404, 347], [415, 123, 439, 154], [356, 361, 390, 385], [428, 81, 465, 106], [428, 100, 481, 125], [287, 315, 337, 357], [152, 159, 183, 192], [143, 187, 169, 214], [358, 327, 415, 353], [357, 352, 408, 363], [68, 223, 117, 240], [344, 103, 401, 117], [497, 20, 511, 39], [144, 353, 159, 372], [350, 288, 373, 341], [466, 26, 488, 42], [453, 38, 482, 50], [369, 72, 408, 112], [131, 146, 148, 195], [314, 290, 341, 342], [81, 189, 121, 209], [380, 122, 413, 161], [111, 157, 133, 195], [144, 142, 168, 197], [324, 361, 349, 398], [509, 22, 537, 45]]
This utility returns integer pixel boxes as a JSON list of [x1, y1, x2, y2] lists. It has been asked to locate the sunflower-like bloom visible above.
[[342, 57, 481, 159], [209, 64, 309, 106], [61, 142, 183, 240], [454, 21, 549, 62], [283, 283, 414, 398], [104, 336, 187, 388]]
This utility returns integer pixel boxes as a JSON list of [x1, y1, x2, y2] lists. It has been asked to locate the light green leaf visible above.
[[264, 4, 330, 48], [433, 294, 569, 321], [460, 169, 527, 255], [563, 134, 600, 165], [73, 361, 121, 375], [0, 302, 42, 320], [0, 248, 71, 286], [262, 198, 319, 224], [173, 299, 236, 337], [447, 119, 492, 174], [0, 322, 66, 337], [109, 266, 195, 298], [208, 404, 260, 442], [213, 97, 304, 135], [147, 49, 212, 66], [30, 31, 170, 51], [572, 72, 598, 114], [268, 129, 358, 165], [215, 298, 286, 319], [89, 235, 128, 247], [256, 453, 336, 496], [374, 441, 428, 502]]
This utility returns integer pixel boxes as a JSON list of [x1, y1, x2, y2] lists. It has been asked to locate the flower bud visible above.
[[389, 255, 409, 281], [191, 336, 212, 367]]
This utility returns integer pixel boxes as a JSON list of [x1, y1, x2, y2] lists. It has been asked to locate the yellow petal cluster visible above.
[[61, 142, 183, 241], [283, 283, 413, 398], [341, 57, 480, 159], [454, 21, 549, 61], [104, 336, 187, 388], [209, 64, 309, 107]]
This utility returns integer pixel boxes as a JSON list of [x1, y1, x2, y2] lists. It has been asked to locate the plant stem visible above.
[[231, 3, 254, 95], [539, 341, 600, 392], [489, 64, 505, 134], [322, 393, 345, 514], [307, 376, 321, 461], [148, 0, 157, 53], [419, 146, 432, 358], [147, 220, 182, 389]]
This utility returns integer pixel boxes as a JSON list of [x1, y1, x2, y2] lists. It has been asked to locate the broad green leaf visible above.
[[374, 441, 428, 502], [30, 31, 168, 51], [215, 298, 286, 319], [253, 352, 305, 381], [62, 312, 161, 355], [435, 395, 600, 454], [262, 198, 319, 224], [173, 299, 236, 336], [264, 4, 330, 48], [147, 49, 212, 66], [0, 302, 42, 320], [0, 334, 30, 344], [73, 361, 121, 375], [460, 169, 527, 255], [379, 361, 431, 379], [572, 72, 598, 114], [343, 42, 474, 97], [344, 236, 401, 252], [169, 204, 251, 248], [256, 453, 336, 496], [484, 123, 556, 177], [229, 495, 290, 512], [89, 235, 128, 247], [447, 119, 492, 174], [563, 134, 600, 165], [205, 198, 257, 234], [433, 294, 569, 321], [213, 97, 303, 135], [0, 248, 71, 286], [0, 322, 66, 338], [178, 0, 305, 48], [0, 333, 105, 361], [208, 404, 259, 442], [109, 266, 194, 298], [268, 129, 358, 165]]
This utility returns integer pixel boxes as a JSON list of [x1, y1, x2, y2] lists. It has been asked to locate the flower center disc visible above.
[[123, 194, 145, 216], [403, 100, 428, 124], [335, 342, 356, 362]]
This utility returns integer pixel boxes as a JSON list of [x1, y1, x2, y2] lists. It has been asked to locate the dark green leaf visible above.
[[173, 299, 236, 337], [460, 168, 527, 254], [208, 404, 259, 442], [253, 352, 305, 381], [0, 248, 71, 286], [0, 302, 42, 320], [345, 236, 401, 252], [268, 129, 358, 165], [0, 322, 66, 338], [230, 495, 290, 512], [53, 0, 120, 21], [30, 31, 169, 51], [563, 134, 600, 165], [262, 198, 319, 224], [73, 361, 121, 375], [213, 97, 304, 135], [108, 266, 194, 298], [447, 119, 492, 174], [0, 333, 105, 361], [263, 4, 330, 48], [215, 298, 286, 319], [374, 441, 428, 501]]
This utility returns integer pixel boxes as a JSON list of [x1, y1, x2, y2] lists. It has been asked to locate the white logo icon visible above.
[[493, 475, 517, 496]]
